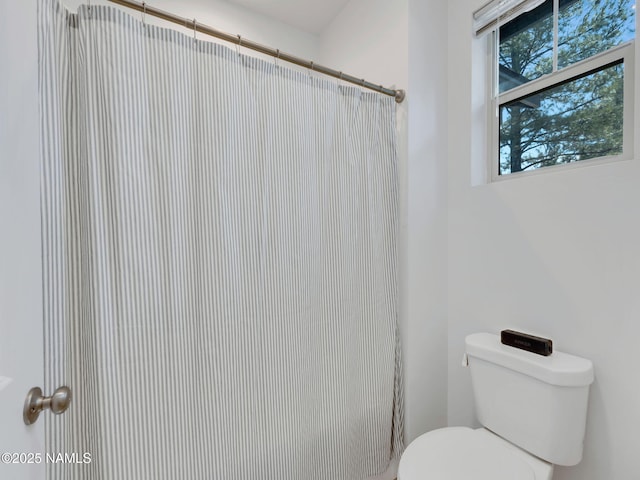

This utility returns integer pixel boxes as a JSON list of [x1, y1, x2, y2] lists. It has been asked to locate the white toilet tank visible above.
[[465, 333, 594, 467]]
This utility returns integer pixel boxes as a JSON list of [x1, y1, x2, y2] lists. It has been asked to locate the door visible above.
[[0, 0, 46, 478]]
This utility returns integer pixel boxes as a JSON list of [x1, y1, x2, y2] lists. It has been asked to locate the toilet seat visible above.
[[398, 427, 553, 480]]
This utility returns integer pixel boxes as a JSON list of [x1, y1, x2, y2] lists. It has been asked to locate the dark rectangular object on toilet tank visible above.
[[501, 329, 553, 356]]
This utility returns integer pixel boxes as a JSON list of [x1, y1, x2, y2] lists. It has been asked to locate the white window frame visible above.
[[487, 16, 636, 181]]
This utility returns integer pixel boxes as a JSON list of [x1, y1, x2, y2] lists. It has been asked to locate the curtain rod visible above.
[[107, 0, 406, 103]]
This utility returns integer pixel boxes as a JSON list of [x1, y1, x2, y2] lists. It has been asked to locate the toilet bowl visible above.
[[398, 427, 553, 480], [398, 332, 594, 479]]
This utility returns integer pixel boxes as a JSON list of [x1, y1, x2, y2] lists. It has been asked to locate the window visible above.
[[479, 0, 636, 178]]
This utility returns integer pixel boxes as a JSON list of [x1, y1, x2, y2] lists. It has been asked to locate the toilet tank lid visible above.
[[465, 333, 594, 387]]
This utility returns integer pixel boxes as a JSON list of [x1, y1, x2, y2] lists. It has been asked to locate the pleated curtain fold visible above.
[[38, 1, 403, 478]]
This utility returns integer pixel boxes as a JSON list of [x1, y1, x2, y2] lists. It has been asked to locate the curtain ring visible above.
[[193, 18, 197, 42], [275, 49, 280, 67], [236, 35, 242, 56], [142, 2, 146, 26]]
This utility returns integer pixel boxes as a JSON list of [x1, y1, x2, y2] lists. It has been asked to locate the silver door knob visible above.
[[23, 386, 72, 425]]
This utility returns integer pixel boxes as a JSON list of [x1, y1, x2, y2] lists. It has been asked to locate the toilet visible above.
[[398, 332, 594, 479]]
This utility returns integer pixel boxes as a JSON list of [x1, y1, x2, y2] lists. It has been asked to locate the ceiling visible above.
[[225, 0, 351, 34]]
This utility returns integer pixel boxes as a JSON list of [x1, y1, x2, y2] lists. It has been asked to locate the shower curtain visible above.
[[38, 1, 403, 479]]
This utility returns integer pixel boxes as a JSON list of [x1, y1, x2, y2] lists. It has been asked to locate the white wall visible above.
[[447, 1, 640, 479], [405, 0, 449, 441], [319, 0, 408, 91], [62, 0, 319, 60], [319, 0, 450, 454]]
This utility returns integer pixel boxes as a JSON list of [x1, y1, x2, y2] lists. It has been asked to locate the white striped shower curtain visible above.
[[38, 1, 403, 479]]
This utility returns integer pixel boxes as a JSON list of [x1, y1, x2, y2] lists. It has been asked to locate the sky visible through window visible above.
[[498, 0, 635, 175]]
